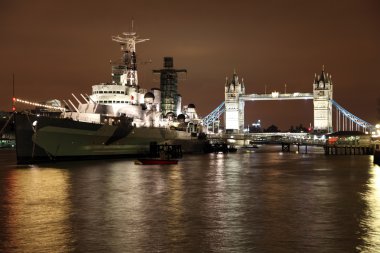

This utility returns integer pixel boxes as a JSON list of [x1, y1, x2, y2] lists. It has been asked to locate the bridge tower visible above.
[[313, 66, 333, 133], [225, 70, 245, 133]]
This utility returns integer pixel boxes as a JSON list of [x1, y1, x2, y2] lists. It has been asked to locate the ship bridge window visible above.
[[108, 101, 112, 103], [99, 91, 104, 94]]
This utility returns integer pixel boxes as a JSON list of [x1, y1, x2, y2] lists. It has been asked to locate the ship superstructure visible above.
[[59, 28, 199, 130]]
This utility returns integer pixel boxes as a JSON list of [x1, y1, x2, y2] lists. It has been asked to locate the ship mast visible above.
[[112, 22, 149, 87]]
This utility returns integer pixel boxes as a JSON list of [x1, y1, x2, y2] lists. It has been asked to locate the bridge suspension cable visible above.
[[331, 99, 374, 133], [202, 102, 225, 132]]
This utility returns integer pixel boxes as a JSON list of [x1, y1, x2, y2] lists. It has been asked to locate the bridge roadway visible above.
[[241, 92, 313, 101]]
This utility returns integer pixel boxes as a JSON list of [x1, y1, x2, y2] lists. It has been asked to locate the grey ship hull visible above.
[[15, 113, 206, 164]]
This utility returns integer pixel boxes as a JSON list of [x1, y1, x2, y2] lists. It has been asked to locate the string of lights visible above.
[[13, 97, 66, 111]]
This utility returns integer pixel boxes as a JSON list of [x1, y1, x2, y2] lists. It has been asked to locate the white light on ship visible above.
[[32, 120, 38, 127]]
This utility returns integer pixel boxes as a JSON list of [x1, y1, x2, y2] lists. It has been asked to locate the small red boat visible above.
[[135, 159, 178, 165]]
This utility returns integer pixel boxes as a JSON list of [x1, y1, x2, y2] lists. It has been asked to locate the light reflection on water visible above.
[[361, 163, 380, 252], [1, 167, 72, 252], [0, 149, 380, 252]]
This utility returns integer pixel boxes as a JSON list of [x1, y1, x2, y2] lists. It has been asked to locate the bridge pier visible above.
[[297, 143, 308, 154], [281, 143, 310, 154]]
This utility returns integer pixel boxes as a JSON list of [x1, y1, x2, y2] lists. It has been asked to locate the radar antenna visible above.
[[111, 21, 149, 87]]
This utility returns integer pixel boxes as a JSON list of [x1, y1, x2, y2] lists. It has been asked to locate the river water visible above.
[[0, 147, 380, 252]]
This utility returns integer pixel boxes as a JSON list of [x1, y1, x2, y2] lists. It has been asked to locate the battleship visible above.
[[14, 27, 207, 164]]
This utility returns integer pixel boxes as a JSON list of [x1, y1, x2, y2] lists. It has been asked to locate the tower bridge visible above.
[[203, 67, 375, 135]]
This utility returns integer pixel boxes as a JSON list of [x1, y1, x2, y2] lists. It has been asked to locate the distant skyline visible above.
[[1, 0, 379, 130]]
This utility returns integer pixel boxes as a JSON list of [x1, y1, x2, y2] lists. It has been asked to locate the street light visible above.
[[370, 124, 380, 137]]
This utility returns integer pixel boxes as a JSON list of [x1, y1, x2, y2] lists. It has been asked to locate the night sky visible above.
[[1, 0, 379, 130]]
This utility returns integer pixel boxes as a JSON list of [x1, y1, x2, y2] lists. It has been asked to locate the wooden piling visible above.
[[324, 144, 373, 156]]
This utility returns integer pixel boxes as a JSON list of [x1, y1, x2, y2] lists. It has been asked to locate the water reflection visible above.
[[360, 163, 380, 252], [1, 168, 72, 252], [1, 151, 380, 252], [166, 167, 186, 247]]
